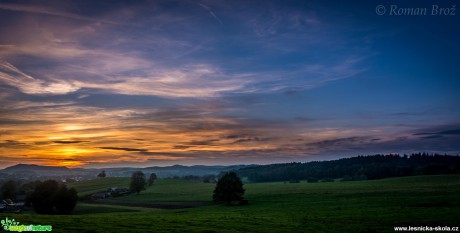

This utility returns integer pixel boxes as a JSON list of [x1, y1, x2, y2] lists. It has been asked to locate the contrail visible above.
[[198, 3, 223, 25]]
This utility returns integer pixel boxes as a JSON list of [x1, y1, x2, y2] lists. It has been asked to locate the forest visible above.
[[236, 153, 460, 182]]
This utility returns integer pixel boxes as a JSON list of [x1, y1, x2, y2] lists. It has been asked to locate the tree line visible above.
[[236, 153, 460, 183]]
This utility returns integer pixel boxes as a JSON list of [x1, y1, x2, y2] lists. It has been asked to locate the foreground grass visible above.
[[3, 175, 459, 233]]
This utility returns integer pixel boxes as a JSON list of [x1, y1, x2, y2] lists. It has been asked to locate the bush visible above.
[[28, 180, 78, 214], [321, 178, 334, 182], [307, 178, 319, 183], [54, 186, 78, 214]]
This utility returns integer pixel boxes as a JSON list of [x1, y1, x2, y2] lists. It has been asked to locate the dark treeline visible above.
[[236, 153, 460, 183]]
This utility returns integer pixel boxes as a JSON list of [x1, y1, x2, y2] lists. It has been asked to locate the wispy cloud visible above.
[[198, 3, 223, 25], [0, 1, 367, 99], [78, 65, 253, 98], [0, 3, 119, 24], [0, 61, 79, 95], [1, 54, 363, 97]]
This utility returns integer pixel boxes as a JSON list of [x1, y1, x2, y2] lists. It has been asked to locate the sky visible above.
[[0, 0, 459, 168]]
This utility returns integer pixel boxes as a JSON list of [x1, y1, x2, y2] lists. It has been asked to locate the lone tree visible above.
[[212, 172, 245, 204], [148, 173, 157, 186], [97, 170, 106, 178], [28, 180, 78, 214], [130, 171, 146, 195]]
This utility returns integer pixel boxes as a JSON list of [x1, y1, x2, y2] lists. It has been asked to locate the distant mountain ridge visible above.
[[0, 163, 251, 179], [2, 154, 460, 182], [3, 164, 70, 172]]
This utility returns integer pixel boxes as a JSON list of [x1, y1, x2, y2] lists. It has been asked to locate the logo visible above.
[[1, 217, 52, 232]]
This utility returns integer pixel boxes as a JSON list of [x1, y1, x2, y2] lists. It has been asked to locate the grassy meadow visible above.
[[1, 175, 459, 233]]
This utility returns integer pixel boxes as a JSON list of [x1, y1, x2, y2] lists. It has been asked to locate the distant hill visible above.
[[3, 164, 70, 173], [0, 163, 251, 179]]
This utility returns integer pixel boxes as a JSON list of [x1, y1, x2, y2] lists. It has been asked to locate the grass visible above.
[[117, 179, 214, 202], [67, 177, 130, 196], [3, 175, 459, 233]]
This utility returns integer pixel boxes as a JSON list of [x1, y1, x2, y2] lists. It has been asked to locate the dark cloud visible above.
[[172, 145, 194, 149], [413, 125, 460, 140], [34, 141, 50, 145], [125, 105, 290, 133], [233, 136, 272, 144], [99, 147, 148, 152], [306, 137, 363, 148], [420, 135, 443, 140], [222, 134, 274, 144], [139, 151, 188, 157], [0, 140, 27, 148], [234, 138, 255, 143], [52, 140, 89, 144], [186, 139, 220, 146], [305, 130, 460, 156], [438, 129, 460, 135], [0, 118, 49, 125]]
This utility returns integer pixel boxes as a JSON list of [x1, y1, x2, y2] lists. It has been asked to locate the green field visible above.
[[2, 175, 459, 233], [67, 177, 131, 197]]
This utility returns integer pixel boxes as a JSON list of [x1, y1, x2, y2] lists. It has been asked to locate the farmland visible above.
[[1, 175, 459, 233]]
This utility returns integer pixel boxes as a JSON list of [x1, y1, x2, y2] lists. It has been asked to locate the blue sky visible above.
[[0, 0, 459, 168]]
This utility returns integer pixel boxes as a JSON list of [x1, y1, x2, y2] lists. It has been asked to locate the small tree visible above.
[[97, 170, 106, 178], [130, 171, 146, 195], [203, 175, 216, 183], [212, 172, 245, 204], [148, 173, 157, 186]]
